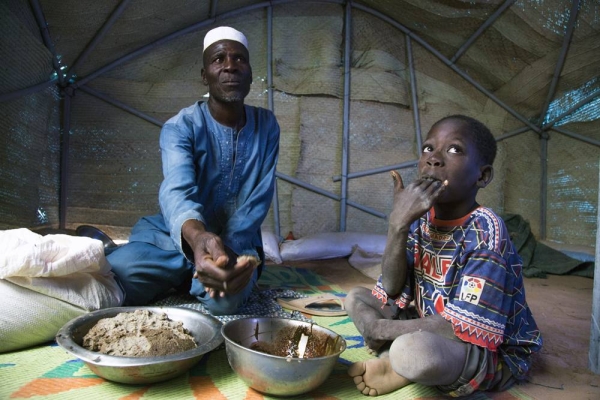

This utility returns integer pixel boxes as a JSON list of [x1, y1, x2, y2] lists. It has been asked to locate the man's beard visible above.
[[220, 93, 245, 102], [207, 79, 251, 103]]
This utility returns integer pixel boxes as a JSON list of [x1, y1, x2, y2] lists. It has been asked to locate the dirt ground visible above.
[[280, 258, 600, 400]]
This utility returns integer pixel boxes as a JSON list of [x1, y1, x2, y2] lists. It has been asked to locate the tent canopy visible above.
[[1, 0, 598, 249]]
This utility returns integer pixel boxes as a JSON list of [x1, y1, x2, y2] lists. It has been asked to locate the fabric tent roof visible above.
[[0, 0, 598, 248]]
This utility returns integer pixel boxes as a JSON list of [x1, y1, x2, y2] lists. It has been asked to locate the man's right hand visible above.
[[181, 219, 255, 297]]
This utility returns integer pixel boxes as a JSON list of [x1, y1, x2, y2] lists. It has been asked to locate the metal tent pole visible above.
[[537, 0, 580, 240], [266, 5, 281, 238], [590, 162, 600, 374], [333, 160, 418, 182], [276, 172, 385, 218], [43, 0, 593, 236], [406, 36, 422, 152], [552, 127, 600, 148], [73, 3, 272, 88], [540, 133, 549, 239], [79, 85, 164, 127], [0, 80, 56, 103], [209, 0, 218, 19], [543, 91, 599, 129], [496, 90, 598, 143], [59, 90, 72, 229], [64, 0, 132, 83], [352, 3, 542, 136], [339, 1, 352, 231], [29, 0, 72, 228], [450, 0, 516, 63], [496, 126, 532, 142], [539, 0, 580, 120], [30, 0, 65, 87]]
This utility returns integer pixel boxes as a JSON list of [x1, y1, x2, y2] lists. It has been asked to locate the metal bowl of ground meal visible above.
[[56, 306, 223, 384], [222, 317, 346, 396]]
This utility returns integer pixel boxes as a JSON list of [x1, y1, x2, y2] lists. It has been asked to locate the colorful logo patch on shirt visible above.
[[459, 276, 485, 305]]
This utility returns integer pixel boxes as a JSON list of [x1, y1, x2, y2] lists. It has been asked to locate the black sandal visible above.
[[75, 225, 118, 248]]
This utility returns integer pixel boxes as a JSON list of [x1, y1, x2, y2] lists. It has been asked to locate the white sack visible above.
[[0, 228, 124, 311], [0, 280, 87, 353], [262, 230, 283, 264], [348, 245, 383, 281], [279, 232, 386, 262]]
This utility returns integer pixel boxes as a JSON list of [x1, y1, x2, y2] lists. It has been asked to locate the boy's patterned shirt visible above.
[[395, 206, 542, 379]]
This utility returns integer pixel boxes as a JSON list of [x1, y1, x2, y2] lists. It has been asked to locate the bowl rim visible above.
[[221, 316, 347, 361], [55, 306, 223, 367]]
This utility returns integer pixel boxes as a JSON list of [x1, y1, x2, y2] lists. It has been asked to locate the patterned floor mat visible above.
[[0, 266, 533, 400]]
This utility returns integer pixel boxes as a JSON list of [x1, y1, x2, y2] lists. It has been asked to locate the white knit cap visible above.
[[203, 26, 248, 53]]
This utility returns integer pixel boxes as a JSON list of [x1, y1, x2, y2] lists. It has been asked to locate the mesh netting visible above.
[[1, 0, 598, 249]]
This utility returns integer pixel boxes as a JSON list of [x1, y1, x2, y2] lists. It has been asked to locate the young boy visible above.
[[346, 115, 542, 397]]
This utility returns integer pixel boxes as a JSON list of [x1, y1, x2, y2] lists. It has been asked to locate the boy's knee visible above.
[[390, 331, 461, 384], [389, 331, 435, 377], [390, 331, 422, 356], [345, 286, 361, 307], [346, 286, 371, 309]]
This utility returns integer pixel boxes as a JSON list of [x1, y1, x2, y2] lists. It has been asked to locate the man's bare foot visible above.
[[347, 359, 410, 396]]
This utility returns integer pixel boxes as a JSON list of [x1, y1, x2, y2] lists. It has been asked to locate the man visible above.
[[107, 26, 280, 315]]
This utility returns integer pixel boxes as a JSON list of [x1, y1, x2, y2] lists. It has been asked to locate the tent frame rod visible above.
[[496, 126, 531, 142], [451, 0, 516, 63], [59, 91, 72, 229], [538, 0, 579, 240], [0, 80, 56, 103], [0, 1, 282, 106], [73, 0, 345, 88], [276, 172, 386, 219], [543, 91, 599, 129], [79, 85, 164, 127], [540, 133, 549, 239], [209, 0, 218, 19], [267, 7, 275, 113], [30, 0, 72, 228], [552, 127, 600, 148], [339, 1, 352, 231], [333, 160, 418, 182], [73, 2, 278, 88], [406, 36, 422, 151], [30, 0, 65, 87], [539, 0, 580, 121], [66, 0, 377, 232], [590, 166, 600, 374], [496, 91, 598, 143], [352, 3, 542, 136], [36, 0, 593, 237], [65, 0, 132, 83], [347, 199, 386, 219], [266, 5, 281, 238], [76, 0, 540, 137]]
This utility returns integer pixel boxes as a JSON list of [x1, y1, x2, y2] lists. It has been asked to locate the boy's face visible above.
[[418, 119, 491, 207], [202, 40, 252, 103]]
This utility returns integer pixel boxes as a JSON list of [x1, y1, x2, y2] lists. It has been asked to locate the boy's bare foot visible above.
[[365, 339, 392, 356], [364, 338, 387, 354], [347, 358, 410, 396]]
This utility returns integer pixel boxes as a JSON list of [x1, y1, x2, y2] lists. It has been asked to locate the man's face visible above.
[[201, 40, 252, 103]]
